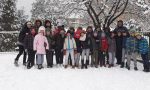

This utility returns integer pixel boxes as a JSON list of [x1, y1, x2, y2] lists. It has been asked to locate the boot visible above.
[[27, 62, 31, 69], [72, 65, 75, 69], [127, 66, 130, 70], [108, 64, 111, 68], [81, 60, 84, 69], [120, 62, 124, 68], [86, 60, 89, 65], [134, 67, 138, 71], [38, 65, 41, 69], [64, 65, 68, 69], [85, 60, 88, 69], [14, 60, 19, 67]]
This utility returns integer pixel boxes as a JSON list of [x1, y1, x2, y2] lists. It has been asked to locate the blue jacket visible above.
[[126, 36, 138, 52], [138, 37, 149, 54]]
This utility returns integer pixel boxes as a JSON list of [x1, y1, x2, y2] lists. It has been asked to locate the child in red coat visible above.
[[99, 32, 108, 67]]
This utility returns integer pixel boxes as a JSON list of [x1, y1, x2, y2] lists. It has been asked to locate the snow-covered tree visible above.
[[0, 0, 17, 31], [16, 7, 29, 29]]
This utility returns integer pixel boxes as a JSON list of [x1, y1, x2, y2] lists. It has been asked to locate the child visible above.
[[99, 32, 108, 67], [34, 26, 49, 69], [45, 20, 55, 68], [54, 30, 65, 67], [126, 30, 138, 70], [108, 32, 116, 68], [24, 28, 36, 69], [121, 31, 129, 68], [91, 31, 100, 68], [80, 31, 92, 69], [74, 27, 82, 68], [136, 33, 149, 72], [63, 30, 77, 68]]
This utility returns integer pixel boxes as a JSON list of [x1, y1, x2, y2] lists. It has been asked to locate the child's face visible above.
[[27, 23, 32, 29], [81, 33, 84, 37], [40, 30, 44, 35], [46, 22, 51, 27], [31, 29, 35, 35], [67, 33, 70, 36], [136, 35, 141, 40], [36, 22, 41, 27]]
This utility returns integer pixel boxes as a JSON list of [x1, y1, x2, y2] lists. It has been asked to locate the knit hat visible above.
[[135, 32, 142, 36], [38, 26, 45, 33]]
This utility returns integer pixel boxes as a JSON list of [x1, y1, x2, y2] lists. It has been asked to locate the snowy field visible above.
[[0, 53, 150, 90]]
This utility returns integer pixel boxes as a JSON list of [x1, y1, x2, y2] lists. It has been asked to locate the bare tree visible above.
[[81, 0, 129, 30]]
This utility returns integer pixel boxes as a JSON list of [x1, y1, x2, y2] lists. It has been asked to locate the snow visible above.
[[0, 53, 150, 90]]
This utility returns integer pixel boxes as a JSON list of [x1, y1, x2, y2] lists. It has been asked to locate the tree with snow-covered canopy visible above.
[[0, 0, 17, 31]]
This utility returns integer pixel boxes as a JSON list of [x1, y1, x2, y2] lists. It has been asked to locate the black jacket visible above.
[[80, 34, 93, 50], [24, 34, 34, 50], [54, 34, 65, 50], [18, 23, 31, 44]]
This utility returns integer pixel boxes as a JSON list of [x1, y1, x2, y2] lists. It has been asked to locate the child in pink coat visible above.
[[34, 26, 49, 69]]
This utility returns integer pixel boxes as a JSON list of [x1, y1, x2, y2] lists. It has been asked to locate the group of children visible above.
[[14, 20, 150, 72]]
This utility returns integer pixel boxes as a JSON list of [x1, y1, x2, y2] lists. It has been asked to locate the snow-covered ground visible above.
[[0, 53, 150, 90]]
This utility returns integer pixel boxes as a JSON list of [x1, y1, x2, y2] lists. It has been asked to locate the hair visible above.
[[44, 20, 52, 29], [34, 19, 42, 26]]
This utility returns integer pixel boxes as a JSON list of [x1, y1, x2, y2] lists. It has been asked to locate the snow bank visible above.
[[0, 53, 150, 90]]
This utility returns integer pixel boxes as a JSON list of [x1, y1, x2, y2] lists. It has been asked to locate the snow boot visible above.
[[134, 67, 138, 71], [64, 65, 68, 69], [85, 60, 88, 69], [81, 60, 84, 69], [120, 62, 124, 68]]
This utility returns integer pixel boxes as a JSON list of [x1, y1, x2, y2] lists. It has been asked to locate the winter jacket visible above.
[[54, 34, 65, 50], [100, 37, 108, 52], [80, 34, 93, 50], [33, 26, 49, 54], [138, 37, 149, 54], [64, 36, 77, 50], [18, 25, 31, 45], [126, 36, 138, 53], [114, 26, 128, 34], [91, 34, 100, 50], [74, 29, 82, 39], [108, 37, 116, 52], [46, 35, 55, 51], [122, 36, 128, 49], [115, 36, 123, 51], [24, 34, 34, 50]]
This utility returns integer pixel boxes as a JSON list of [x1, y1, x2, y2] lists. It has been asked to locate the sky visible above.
[[16, 0, 36, 19]]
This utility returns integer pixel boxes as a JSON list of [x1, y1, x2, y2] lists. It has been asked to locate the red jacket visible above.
[[74, 29, 82, 39], [100, 37, 108, 52]]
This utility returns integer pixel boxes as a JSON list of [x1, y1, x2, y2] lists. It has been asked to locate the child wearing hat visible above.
[[34, 26, 49, 69], [126, 29, 138, 70], [63, 30, 77, 68], [136, 33, 150, 72], [99, 32, 108, 67]]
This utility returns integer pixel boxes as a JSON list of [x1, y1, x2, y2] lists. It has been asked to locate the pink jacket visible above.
[[33, 33, 49, 54]]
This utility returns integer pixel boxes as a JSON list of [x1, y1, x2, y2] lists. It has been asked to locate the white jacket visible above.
[[64, 37, 77, 50]]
